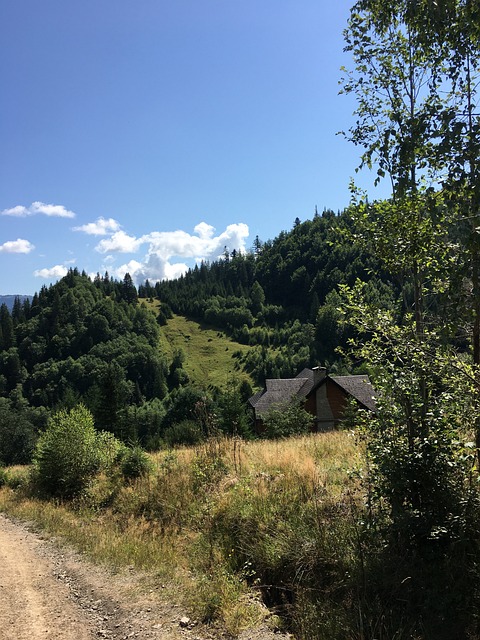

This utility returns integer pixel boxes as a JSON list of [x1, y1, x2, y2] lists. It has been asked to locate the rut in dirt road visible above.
[[0, 513, 92, 640]]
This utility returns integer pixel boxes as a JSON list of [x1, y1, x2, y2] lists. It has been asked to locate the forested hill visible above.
[[0, 270, 180, 459], [148, 209, 398, 381], [0, 209, 398, 463]]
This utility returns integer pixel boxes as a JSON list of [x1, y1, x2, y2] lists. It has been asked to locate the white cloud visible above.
[[113, 254, 190, 284], [142, 229, 209, 259], [0, 238, 35, 254], [107, 221, 250, 285], [73, 217, 121, 236], [203, 222, 250, 260], [31, 202, 75, 218], [1, 205, 29, 217], [95, 230, 143, 254], [34, 264, 69, 279], [141, 222, 249, 260], [164, 261, 190, 280], [111, 259, 145, 280], [1, 202, 76, 218], [194, 222, 215, 239]]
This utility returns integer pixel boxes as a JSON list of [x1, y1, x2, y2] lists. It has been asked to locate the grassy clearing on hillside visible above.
[[0, 431, 361, 638], [157, 312, 255, 388]]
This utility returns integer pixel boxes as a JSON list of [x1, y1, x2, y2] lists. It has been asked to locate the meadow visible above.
[[156, 309, 255, 388]]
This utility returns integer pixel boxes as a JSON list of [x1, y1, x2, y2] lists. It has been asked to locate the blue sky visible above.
[[1, 1, 389, 295]]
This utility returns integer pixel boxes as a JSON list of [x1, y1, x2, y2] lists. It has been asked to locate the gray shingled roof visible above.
[[249, 377, 309, 417], [330, 375, 376, 412], [295, 367, 316, 395], [247, 389, 264, 408]]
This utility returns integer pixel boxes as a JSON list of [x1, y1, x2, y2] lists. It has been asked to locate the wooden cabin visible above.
[[248, 366, 376, 431]]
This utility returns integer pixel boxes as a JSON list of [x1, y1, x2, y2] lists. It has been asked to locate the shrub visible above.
[[3, 466, 31, 490], [32, 405, 101, 499], [191, 438, 228, 492], [163, 419, 205, 447], [96, 430, 126, 470], [120, 445, 152, 480], [261, 397, 314, 439]]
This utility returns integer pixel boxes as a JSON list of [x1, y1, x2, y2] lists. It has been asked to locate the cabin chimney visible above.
[[312, 366, 327, 385]]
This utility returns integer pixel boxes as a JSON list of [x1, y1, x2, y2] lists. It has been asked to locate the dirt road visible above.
[[0, 513, 93, 640], [0, 513, 290, 640], [0, 512, 222, 639]]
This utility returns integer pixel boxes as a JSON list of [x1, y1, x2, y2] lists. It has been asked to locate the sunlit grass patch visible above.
[[158, 314, 254, 388]]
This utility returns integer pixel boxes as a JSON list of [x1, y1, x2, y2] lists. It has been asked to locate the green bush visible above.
[[261, 397, 314, 439], [120, 445, 152, 480], [191, 451, 227, 492], [32, 405, 101, 499], [96, 430, 126, 469], [3, 466, 31, 490], [163, 419, 205, 447]]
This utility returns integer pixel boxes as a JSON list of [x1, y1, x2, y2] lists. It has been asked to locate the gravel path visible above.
[[0, 513, 291, 640]]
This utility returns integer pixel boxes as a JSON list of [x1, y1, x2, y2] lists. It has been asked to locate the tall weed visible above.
[[203, 466, 362, 638]]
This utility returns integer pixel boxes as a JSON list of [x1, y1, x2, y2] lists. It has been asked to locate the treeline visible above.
[[0, 270, 162, 406], [150, 209, 398, 382]]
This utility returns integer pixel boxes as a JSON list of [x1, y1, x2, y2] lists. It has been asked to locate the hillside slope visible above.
[[157, 310, 256, 389]]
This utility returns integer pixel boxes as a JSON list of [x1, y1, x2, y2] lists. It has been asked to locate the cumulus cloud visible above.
[[194, 222, 215, 239], [142, 222, 249, 260], [34, 265, 69, 279], [141, 229, 209, 259], [111, 259, 145, 280], [1, 205, 27, 217], [0, 238, 35, 254], [1, 202, 75, 218], [95, 230, 143, 254], [31, 202, 75, 218], [203, 222, 250, 260], [112, 254, 190, 284], [73, 217, 121, 236], [106, 221, 250, 285]]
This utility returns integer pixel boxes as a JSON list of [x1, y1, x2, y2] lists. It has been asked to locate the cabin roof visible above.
[[249, 377, 310, 416], [328, 375, 377, 412]]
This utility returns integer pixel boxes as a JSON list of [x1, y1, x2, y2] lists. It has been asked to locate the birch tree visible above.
[[340, 0, 480, 549]]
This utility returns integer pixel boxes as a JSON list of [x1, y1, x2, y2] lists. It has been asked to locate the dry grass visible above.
[[237, 431, 361, 480], [150, 430, 359, 476], [0, 431, 361, 637], [0, 491, 180, 574]]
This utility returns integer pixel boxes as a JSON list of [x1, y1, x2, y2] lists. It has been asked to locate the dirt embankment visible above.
[[0, 513, 289, 640]]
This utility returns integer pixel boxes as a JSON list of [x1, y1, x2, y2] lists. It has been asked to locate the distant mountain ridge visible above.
[[0, 295, 33, 311]]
